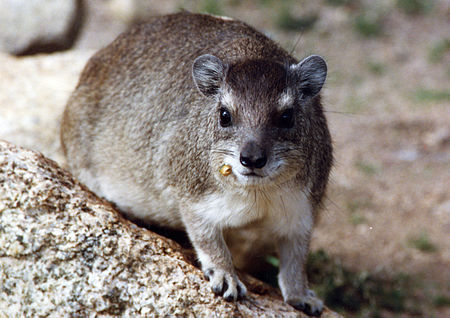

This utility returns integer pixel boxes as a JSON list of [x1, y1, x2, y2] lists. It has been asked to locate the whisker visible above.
[[323, 110, 359, 117], [210, 148, 235, 156], [280, 194, 287, 218], [289, 34, 303, 56]]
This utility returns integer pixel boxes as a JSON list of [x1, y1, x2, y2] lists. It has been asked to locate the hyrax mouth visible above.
[[219, 161, 266, 182], [241, 171, 263, 178]]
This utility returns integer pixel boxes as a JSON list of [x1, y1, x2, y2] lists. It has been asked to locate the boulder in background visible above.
[[0, 0, 83, 55]]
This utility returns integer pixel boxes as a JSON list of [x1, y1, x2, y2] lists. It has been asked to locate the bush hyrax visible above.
[[61, 12, 333, 316]]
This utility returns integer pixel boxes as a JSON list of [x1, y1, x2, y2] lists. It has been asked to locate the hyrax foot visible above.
[[204, 268, 247, 301], [287, 289, 324, 317]]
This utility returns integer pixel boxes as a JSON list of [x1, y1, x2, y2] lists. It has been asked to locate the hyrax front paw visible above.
[[287, 289, 324, 317], [204, 268, 247, 301]]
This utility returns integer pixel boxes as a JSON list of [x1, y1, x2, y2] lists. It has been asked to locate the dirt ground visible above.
[[3, 0, 449, 316]]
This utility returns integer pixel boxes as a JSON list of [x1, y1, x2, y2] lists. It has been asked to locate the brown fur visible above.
[[61, 12, 332, 316]]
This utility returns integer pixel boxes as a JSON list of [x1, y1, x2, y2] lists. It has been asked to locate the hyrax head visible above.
[[192, 54, 327, 189]]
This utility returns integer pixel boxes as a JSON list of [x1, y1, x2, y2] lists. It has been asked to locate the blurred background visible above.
[[0, 0, 449, 317]]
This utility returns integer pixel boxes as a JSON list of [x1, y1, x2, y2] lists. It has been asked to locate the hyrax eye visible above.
[[219, 107, 232, 127], [277, 108, 295, 129]]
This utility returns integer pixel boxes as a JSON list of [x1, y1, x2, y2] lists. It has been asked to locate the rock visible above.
[[74, 0, 128, 50], [0, 141, 342, 317], [107, 0, 178, 23], [0, 0, 83, 55], [0, 51, 92, 164]]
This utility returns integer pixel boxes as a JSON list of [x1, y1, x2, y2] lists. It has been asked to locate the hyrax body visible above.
[[61, 12, 332, 316]]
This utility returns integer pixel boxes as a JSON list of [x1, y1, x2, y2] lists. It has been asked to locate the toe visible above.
[[210, 271, 225, 295], [236, 281, 247, 299], [204, 268, 214, 281], [222, 273, 238, 301], [303, 303, 322, 317], [292, 302, 306, 311], [204, 267, 247, 301], [223, 290, 236, 302], [288, 289, 324, 317]]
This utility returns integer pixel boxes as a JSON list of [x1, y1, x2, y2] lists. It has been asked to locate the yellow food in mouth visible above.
[[219, 164, 232, 176]]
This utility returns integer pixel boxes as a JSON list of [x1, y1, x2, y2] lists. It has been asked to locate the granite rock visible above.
[[0, 141, 342, 317]]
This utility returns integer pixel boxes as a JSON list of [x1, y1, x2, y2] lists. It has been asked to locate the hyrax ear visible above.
[[290, 55, 327, 99], [192, 54, 227, 98]]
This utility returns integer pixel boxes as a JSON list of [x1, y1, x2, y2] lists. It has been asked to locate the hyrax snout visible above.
[[239, 140, 267, 169], [61, 12, 332, 316]]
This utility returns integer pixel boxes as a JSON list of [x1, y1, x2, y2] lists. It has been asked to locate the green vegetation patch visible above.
[[407, 231, 438, 253], [353, 12, 384, 38], [199, 0, 223, 15], [349, 212, 367, 225], [346, 197, 374, 214], [397, 0, 434, 15], [413, 88, 450, 103], [355, 160, 380, 176], [307, 249, 423, 315], [275, 6, 318, 32], [265, 255, 280, 267], [260, 249, 445, 316], [344, 95, 367, 113], [433, 295, 450, 307], [428, 38, 450, 63], [325, 0, 357, 6], [367, 60, 386, 76], [259, 0, 275, 6]]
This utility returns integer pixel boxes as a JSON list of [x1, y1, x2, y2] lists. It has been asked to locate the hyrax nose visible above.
[[240, 142, 267, 169]]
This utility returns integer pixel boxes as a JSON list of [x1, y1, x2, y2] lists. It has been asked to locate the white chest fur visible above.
[[191, 184, 314, 238]]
